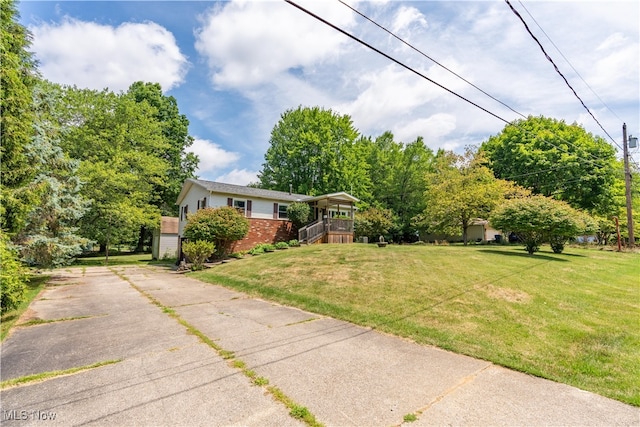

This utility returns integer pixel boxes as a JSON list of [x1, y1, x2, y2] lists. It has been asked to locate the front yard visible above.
[[191, 243, 640, 406]]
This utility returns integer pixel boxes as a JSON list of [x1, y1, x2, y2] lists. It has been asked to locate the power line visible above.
[[504, 0, 619, 148], [284, 0, 511, 126], [516, 1, 624, 126], [337, 0, 527, 120], [285, 0, 627, 171], [336, 0, 637, 170]]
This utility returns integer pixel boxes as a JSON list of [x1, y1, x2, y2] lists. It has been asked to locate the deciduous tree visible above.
[[127, 82, 198, 215], [417, 150, 505, 245], [354, 207, 396, 242], [57, 87, 168, 259], [258, 106, 369, 198], [481, 116, 623, 216]]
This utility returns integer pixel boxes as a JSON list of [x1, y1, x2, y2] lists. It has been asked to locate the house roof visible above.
[[303, 192, 360, 204], [176, 179, 360, 206], [176, 179, 309, 205]]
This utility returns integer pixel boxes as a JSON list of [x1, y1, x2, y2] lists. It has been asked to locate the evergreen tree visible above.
[[16, 83, 89, 267], [1, 0, 39, 233]]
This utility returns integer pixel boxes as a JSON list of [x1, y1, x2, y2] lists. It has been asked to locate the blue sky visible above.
[[18, 1, 640, 185]]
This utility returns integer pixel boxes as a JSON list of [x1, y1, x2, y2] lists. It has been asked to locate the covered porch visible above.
[[298, 192, 358, 244]]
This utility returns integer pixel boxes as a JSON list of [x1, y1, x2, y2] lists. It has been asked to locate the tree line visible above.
[[256, 106, 636, 248]]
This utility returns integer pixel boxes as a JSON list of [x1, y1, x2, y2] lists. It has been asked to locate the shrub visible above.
[[288, 239, 299, 247], [0, 233, 29, 312], [354, 207, 396, 242], [275, 241, 289, 249], [491, 195, 594, 255], [287, 202, 311, 229], [183, 207, 250, 259], [248, 245, 265, 256], [181, 240, 215, 271]]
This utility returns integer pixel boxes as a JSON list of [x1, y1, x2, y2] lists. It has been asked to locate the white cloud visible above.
[[391, 6, 427, 35], [215, 169, 259, 186], [194, 0, 354, 88], [187, 138, 240, 175], [393, 113, 457, 146], [30, 18, 188, 91]]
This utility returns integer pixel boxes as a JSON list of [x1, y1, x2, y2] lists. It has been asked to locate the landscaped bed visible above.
[[191, 243, 640, 406]]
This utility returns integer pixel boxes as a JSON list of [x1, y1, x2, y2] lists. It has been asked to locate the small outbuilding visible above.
[[152, 216, 179, 260]]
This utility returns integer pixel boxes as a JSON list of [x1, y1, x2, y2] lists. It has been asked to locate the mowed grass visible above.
[[191, 244, 640, 406]]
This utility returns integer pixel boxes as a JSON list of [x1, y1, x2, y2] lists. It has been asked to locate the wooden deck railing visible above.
[[298, 220, 324, 244], [329, 218, 353, 233], [299, 218, 354, 244]]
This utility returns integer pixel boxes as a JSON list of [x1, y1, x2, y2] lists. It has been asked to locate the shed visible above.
[[152, 216, 179, 260]]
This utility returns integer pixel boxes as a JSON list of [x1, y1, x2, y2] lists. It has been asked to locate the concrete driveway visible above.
[[1, 265, 638, 426]]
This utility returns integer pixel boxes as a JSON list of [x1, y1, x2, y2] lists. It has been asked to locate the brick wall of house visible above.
[[233, 218, 295, 252]]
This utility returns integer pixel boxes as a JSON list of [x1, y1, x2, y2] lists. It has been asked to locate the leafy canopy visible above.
[[362, 132, 434, 241], [286, 202, 311, 230], [354, 207, 397, 242], [258, 106, 368, 197], [416, 150, 509, 245], [481, 116, 623, 216]]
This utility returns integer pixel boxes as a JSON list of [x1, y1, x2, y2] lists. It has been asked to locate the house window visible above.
[[181, 205, 189, 221], [234, 199, 246, 216], [197, 197, 207, 210], [278, 204, 288, 219]]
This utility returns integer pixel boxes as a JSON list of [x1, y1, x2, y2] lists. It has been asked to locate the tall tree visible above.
[[16, 82, 88, 267], [127, 82, 198, 215], [57, 86, 168, 258], [0, 0, 39, 233], [416, 150, 507, 245], [481, 116, 623, 216], [364, 132, 434, 241], [258, 106, 369, 197]]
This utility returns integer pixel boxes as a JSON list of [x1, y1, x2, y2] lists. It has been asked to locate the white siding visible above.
[[251, 198, 277, 219], [178, 186, 210, 235], [178, 185, 294, 236], [158, 233, 178, 259]]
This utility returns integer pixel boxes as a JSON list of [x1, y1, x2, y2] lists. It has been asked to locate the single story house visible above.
[[152, 216, 179, 260], [176, 179, 359, 254], [420, 219, 503, 244]]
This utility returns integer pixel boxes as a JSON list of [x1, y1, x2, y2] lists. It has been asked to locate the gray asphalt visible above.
[[1, 265, 638, 426]]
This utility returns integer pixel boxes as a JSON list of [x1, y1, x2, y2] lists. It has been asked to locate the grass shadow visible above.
[[478, 248, 576, 262]]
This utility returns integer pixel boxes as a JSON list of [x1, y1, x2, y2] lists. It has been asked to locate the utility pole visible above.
[[622, 123, 635, 247]]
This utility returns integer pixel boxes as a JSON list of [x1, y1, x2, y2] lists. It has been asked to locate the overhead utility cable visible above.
[[517, 0, 623, 126], [504, 0, 618, 147], [285, 0, 619, 168], [284, 0, 511, 125], [337, 0, 526, 120]]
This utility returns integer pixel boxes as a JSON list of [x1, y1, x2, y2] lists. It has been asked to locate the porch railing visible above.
[[298, 218, 354, 244], [298, 219, 324, 244], [328, 218, 353, 233]]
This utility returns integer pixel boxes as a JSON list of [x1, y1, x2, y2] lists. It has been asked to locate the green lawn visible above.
[[191, 243, 640, 406], [1, 274, 49, 341]]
